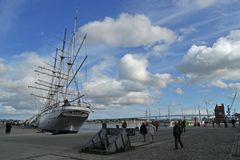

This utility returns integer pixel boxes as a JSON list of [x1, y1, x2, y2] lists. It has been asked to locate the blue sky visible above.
[[1, 0, 240, 120]]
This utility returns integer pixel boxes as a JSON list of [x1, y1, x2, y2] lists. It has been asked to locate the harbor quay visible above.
[[0, 124, 239, 160]]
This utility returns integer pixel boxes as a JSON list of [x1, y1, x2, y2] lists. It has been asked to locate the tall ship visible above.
[[29, 17, 91, 134]]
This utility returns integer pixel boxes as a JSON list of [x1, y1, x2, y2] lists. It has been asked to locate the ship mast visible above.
[[47, 49, 58, 106], [63, 16, 88, 105], [64, 17, 77, 101], [55, 28, 67, 105], [29, 17, 90, 110]]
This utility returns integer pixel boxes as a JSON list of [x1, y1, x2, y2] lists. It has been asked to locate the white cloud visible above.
[[152, 44, 169, 53], [84, 53, 175, 108], [179, 30, 240, 89], [1, 105, 37, 116], [119, 54, 174, 88], [119, 54, 150, 82], [3, 106, 16, 113], [80, 13, 177, 51], [113, 91, 152, 105], [0, 49, 170, 118], [87, 79, 126, 99], [176, 87, 184, 95], [0, 52, 46, 119], [211, 80, 240, 90], [121, 80, 145, 92], [85, 78, 152, 107], [151, 73, 174, 88], [86, 78, 145, 96], [0, 52, 46, 92]]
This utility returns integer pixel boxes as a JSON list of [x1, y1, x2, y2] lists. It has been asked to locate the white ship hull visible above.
[[38, 105, 90, 134]]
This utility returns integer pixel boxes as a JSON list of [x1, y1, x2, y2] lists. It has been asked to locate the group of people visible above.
[[139, 121, 156, 142], [212, 119, 237, 128], [139, 120, 185, 149]]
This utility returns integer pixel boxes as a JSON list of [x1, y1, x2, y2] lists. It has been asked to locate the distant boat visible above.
[[29, 17, 91, 134]]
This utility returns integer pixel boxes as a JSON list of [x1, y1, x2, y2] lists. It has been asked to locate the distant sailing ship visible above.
[[29, 17, 91, 134]]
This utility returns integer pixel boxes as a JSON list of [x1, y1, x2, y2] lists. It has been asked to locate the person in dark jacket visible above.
[[224, 120, 228, 128], [122, 121, 127, 128], [173, 121, 183, 149], [140, 122, 147, 142], [231, 119, 236, 128], [5, 122, 12, 134]]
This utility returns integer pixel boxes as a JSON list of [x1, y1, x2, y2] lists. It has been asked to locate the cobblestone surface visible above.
[[1, 125, 239, 160], [79, 127, 240, 160]]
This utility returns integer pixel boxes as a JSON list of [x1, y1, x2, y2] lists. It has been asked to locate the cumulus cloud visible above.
[[119, 54, 174, 88], [87, 79, 126, 99], [178, 30, 240, 89], [119, 54, 150, 82], [85, 78, 151, 107], [0, 52, 46, 92], [85, 53, 175, 108], [0, 52, 46, 119], [0, 50, 175, 118], [79, 13, 177, 52]]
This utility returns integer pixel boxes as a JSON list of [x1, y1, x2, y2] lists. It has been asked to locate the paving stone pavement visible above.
[[1, 125, 239, 160], [78, 126, 240, 160]]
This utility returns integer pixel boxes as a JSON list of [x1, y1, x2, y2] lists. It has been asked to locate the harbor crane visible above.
[[226, 92, 237, 118]]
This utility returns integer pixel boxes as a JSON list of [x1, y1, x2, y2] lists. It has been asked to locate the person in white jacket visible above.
[[148, 121, 156, 142]]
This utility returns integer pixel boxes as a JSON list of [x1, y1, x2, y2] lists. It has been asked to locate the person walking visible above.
[[231, 119, 236, 128], [154, 121, 159, 132], [5, 122, 12, 134], [217, 121, 220, 127], [173, 121, 183, 149], [182, 119, 186, 132], [140, 122, 147, 142], [122, 121, 127, 128], [148, 121, 156, 142], [224, 120, 228, 128], [212, 119, 215, 127]]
